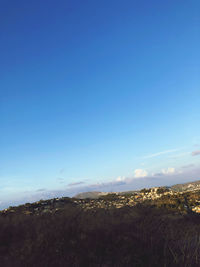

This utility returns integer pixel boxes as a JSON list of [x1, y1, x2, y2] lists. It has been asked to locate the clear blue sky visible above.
[[1, 1, 200, 206]]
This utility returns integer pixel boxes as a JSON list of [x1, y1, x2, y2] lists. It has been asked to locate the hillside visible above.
[[171, 180, 200, 192], [74, 180, 200, 199], [74, 191, 108, 199], [1, 182, 200, 266]]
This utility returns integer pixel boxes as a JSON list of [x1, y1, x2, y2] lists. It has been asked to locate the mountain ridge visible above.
[[74, 179, 200, 199]]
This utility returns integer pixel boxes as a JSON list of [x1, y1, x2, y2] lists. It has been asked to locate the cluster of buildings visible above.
[[74, 187, 174, 210]]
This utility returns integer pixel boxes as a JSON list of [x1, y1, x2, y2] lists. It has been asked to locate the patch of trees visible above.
[[140, 188, 151, 193], [99, 193, 118, 201], [157, 187, 170, 194]]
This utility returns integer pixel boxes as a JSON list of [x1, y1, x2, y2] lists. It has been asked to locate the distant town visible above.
[[2, 180, 200, 216]]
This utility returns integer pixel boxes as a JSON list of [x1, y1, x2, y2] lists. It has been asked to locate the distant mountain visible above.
[[74, 191, 109, 199], [74, 180, 200, 199], [74, 190, 141, 199], [170, 180, 200, 192]]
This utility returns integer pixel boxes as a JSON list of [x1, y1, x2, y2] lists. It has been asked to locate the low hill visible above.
[[171, 179, 200, 192], [74, 191, 108, 199], [74, 180, 200, 199], [1, 181, 200, 266]]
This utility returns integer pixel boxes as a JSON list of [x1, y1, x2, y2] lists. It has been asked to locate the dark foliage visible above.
[[1, 202, 200, 266]]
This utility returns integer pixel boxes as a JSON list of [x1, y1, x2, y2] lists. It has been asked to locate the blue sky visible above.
[[1, 0, 200, 208]]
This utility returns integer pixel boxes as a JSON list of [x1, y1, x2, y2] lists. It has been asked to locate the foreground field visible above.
[[1, 189, 200, 267]]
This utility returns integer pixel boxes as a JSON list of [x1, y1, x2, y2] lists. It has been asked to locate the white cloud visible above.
[[134, 169, 148, 178], [192, 150, 200, 156], [68, 181, 85, 187], [168, 152, 190, 159], [116, 176, 125, 182], [182, 164, 195, 169], [162, 167, 175, 175], [143, 148, 180, 159]]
